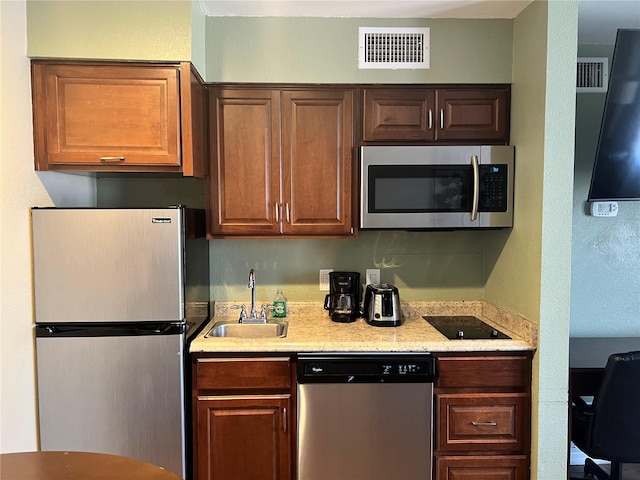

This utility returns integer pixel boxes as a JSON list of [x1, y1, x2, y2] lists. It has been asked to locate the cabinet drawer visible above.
[[435, 455, 529, 480], [437, 355, 530, 389], [196, 357, 291, 391], [436, 393, 528, 453]]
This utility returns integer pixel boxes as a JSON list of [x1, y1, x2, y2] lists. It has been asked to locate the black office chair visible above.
[[571, 350, 640, 480]]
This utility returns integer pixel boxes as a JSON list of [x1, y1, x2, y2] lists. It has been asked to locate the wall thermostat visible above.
[[590, 201, 618, 217]]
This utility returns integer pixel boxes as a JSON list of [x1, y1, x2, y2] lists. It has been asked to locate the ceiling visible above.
[[199, 1, 532, 19], [199, 0, 640, 44]]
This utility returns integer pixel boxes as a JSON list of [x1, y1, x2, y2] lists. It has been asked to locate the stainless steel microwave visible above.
[[360, 145, 514, 229]]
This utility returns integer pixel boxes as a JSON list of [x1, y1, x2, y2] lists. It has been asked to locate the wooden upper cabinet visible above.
[[361, 86, 510, 145], [363, 88, 436, 142], [208, 88, 281, 236], [30, 60, 206, 177], [281, 89, 354, 236], [208, 86, 356, 238], [436, 88, 510, 143]]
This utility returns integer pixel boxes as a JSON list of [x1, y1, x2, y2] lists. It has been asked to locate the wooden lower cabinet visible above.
[[436, 455, 529, 480], [193, 357, 293, 480], [434, 353, 532, 480], [196, 395, 291, 480]]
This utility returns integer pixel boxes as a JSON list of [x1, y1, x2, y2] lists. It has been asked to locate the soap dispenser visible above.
[[272, 288, 287, 318]]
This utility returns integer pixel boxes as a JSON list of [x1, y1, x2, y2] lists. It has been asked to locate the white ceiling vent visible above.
[[358, 27, 430, 70], [577, 57, 609, 93]]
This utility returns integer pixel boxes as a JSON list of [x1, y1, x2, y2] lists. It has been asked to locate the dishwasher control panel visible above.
[[297, 355, 436, 383]]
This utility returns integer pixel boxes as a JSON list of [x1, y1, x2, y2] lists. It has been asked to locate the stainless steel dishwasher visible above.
[[297, 354, 436, 480]]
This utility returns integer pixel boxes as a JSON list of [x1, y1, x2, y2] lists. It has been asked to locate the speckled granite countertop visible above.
[[190, 301, 537, 354]]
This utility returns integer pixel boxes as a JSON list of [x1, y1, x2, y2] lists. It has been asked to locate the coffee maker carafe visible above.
[[323, 271, 361, 323]]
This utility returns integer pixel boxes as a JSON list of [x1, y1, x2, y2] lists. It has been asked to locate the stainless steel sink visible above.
[[205, 320, 288, 338]]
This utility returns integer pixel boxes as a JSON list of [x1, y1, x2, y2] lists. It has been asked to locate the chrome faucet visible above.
[[248, 268, 258, 320], [234, 269, 270, 323]]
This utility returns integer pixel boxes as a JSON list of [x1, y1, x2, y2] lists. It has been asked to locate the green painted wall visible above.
[[205, 17, 513, 83], [207, 231, 490, 304], [26, 0, 192, 60], [191, 0, 207, 74], [487, 7, 547, 320]]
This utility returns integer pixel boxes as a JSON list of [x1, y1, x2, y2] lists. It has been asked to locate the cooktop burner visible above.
[[423, 315, 511, 340]]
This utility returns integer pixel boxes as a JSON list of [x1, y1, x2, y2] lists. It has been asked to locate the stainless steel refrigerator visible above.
[[31, 207, 210, 479]]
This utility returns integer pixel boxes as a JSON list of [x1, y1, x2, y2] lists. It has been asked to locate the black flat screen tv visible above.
[[588, 29, 640, 201]]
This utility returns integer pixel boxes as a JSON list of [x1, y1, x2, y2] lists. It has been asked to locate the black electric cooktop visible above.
[[423, 315, 511, 340]]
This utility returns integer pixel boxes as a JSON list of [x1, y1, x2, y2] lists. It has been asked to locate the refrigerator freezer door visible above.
[[32, 208, 184, 322], [36, 333, 186, 478]]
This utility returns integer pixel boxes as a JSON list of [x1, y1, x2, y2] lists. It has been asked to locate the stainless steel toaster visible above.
[[363, 284, 403, 327]]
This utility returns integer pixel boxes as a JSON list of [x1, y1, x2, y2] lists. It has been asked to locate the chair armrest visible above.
[[572, 395, 594, 416]]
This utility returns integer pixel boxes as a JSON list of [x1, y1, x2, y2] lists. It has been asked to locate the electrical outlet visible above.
[[319, 269, 333, 291], [366, 269, 380, 285]]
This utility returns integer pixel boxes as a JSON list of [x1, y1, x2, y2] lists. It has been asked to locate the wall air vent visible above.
[[358, 27, 430, 70], [577, 57, 609, 93]]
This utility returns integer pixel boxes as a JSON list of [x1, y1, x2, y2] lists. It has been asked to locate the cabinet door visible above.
[[31, 62, 181, 170], [436, 455, 529, 480], [436, 393, 529, 453], [196, 395, 291, 480], [209, 88, 281, 236], [281, 89, 355, 236], [436, 88, 510, 143], [362, 88, 436, 141]]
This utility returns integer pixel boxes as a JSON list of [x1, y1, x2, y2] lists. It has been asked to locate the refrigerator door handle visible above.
[[35, 323, 186, 337]]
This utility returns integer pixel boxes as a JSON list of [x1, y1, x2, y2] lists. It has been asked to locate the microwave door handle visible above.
[[470, 155, 480, 221]]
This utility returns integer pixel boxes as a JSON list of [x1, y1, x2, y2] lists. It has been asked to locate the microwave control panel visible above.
[[479, 164, 508, 211]]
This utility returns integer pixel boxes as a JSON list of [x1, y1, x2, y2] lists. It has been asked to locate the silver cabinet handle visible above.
[[283, 407, 287, 433], [471, 421, 497, 426], [285, 203, 290, 224], [440, 109, 444, 129], [99, 156, 125, 162], [470, 155, 479, 222], [275, 203, 280, 223], [428, 109, 433, 130]]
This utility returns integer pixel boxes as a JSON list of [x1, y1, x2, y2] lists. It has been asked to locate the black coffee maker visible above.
[[323, 271, 361, 323]]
